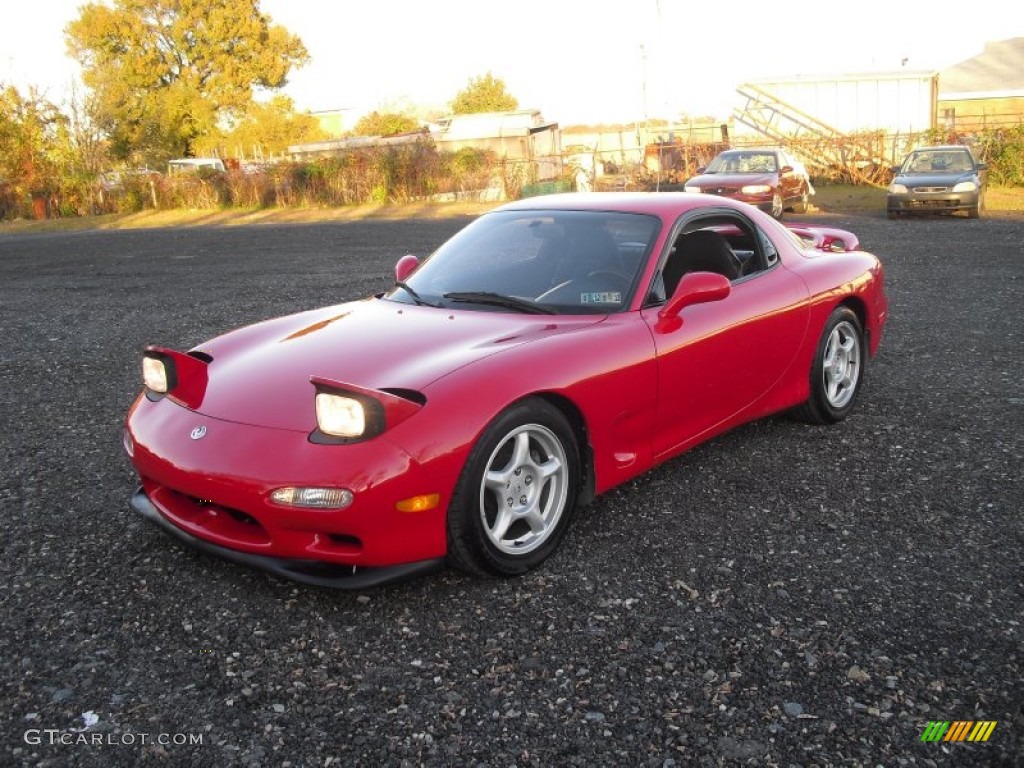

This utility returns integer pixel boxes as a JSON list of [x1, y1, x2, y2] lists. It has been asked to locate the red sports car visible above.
[[124, 193, 887, 588]]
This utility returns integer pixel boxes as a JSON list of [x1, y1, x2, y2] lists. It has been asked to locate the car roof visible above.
[[910, 145, 973, 153], [719, 147, 782, 154], [168, 158, 224, 166], [494, 192, 752, 218]]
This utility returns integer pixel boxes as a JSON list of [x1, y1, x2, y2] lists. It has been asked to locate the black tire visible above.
[[770, 192, 784, 220], [447, 398, 580, 577], [792, 187, 810, 214], [887, 210, 900, 220], [966, 189, 983, 219], [791, 306, 866, 424]]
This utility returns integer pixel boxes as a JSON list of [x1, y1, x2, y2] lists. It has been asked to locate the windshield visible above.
[[901, 150, 974, 174], [386, 210, 660, 314], [706, 152, 778, 174]]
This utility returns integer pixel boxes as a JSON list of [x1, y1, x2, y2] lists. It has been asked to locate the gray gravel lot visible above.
[[1, 212, 1021, 767]]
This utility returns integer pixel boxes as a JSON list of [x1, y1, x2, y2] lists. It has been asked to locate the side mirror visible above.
[[890, 165, 901, 175], [395, 254, 420, 283], [696, 166, 707, 174], [780, 165, 794, 174], [658, 272, 731, 322], [976, 162, 987, 171]]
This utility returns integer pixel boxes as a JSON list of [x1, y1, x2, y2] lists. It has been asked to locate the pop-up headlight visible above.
[[143, 354, 174, 393], [315, 393, 367, 438], [309, 377, 422, 444]]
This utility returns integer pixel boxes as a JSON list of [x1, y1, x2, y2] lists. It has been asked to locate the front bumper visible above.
[[131, 488, 444, 588], [125, 393, 456, 579], [694, 189, 773, 209], [887, 190, 979, 214]]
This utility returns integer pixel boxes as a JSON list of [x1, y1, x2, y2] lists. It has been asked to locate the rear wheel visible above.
[[792, 306, 865, 424], [447, 398, 579, 577]]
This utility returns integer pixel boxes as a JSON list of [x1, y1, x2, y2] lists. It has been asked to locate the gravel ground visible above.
[[1, 211, 1021, 767]]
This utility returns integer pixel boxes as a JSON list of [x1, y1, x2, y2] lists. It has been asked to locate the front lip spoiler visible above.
[[130, 488, 446, 589]]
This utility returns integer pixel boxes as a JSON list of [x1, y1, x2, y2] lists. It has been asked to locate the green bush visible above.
[[976, 124, 1024, 186]]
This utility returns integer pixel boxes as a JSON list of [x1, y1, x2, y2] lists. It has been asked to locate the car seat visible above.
[[662, 230, 742, 296]]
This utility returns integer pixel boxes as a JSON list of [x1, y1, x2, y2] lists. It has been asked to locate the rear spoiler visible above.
[[786, 225, 860, 253]]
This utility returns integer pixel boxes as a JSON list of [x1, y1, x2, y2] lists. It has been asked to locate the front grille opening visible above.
[[191, 497, 260, 526], [328, 533, 362, 548], [310, 532, 364, 556], [148, 484, 271, 546]]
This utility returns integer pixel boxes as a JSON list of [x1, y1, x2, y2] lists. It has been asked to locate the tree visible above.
[[0, 84, 113, 218], [449, 72, 519, 115], [352, 111, 419, 137], [194, 95, 326, 160], [0, 85, 66, 197], [65, 0, 308, 164]]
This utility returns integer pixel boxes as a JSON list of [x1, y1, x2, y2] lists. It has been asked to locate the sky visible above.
[[2, 0, 1023, 126]]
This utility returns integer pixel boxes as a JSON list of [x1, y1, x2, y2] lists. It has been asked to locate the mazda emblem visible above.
[[190, 426, 207, 440]]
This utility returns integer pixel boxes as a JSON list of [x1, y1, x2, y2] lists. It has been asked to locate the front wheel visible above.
[[793, 188, 810, 214], [968, 189, 984, 219], [770, 192, 784, 219], [791, 306, 865, 424], [447, 398, 580, 577]]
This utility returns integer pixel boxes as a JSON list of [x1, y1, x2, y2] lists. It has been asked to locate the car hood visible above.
[[184, 297, 605, 430], [687, 172, 775, 188], [894, 172, 976, 187]]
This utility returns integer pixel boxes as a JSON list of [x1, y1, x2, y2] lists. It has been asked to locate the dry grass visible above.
[[2, 186, 1022, 234], [811, 184, 887, 211], [0, 201, 498, 234], [984, 187, 1024, 211], [811, 184, 1024, 213]]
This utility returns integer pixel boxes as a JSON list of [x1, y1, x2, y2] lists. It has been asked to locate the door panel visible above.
[[643, 264, 809, 457]]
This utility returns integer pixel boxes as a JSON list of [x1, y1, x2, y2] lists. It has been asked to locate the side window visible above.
[[656, 213, 775, 302], [758, 227, 780, 267]]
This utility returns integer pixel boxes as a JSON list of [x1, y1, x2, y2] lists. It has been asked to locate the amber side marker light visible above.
[[396, 494, 440, 513]]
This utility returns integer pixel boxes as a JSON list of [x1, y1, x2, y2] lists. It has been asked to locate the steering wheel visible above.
[[586, 269, 631, 284]]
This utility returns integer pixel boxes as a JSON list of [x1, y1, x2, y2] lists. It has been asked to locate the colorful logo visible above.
[[920, 721, 997, 742]]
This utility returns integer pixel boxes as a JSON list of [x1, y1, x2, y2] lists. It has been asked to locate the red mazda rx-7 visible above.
[[124, 193, 887, 588]]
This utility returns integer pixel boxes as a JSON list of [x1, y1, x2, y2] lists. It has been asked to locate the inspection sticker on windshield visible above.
[[580, 292, 622, 304]]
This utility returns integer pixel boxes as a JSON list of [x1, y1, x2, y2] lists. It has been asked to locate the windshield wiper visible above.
[[395, 281, 438, 308], [443, 291, 557, 315]]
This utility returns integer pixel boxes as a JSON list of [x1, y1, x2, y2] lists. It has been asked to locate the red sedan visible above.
[[124, 193, 887, 587], [684, 148, 814, 219]]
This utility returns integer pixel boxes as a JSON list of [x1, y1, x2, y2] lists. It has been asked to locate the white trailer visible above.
[[733, 71, 938, 137]]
